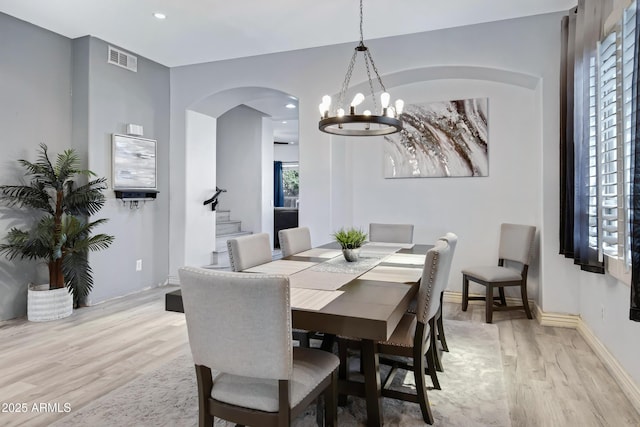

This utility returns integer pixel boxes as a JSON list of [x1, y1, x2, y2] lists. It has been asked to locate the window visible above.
[[591, 1, 636, 272], [282, 163, 299, 208]]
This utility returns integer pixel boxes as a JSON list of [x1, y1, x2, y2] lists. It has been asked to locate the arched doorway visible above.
[[183, 87, 299, 268]]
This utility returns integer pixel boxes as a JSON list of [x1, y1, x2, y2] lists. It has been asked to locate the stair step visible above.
[[204, 252, 232, 270], [206, 248, 282, 270], [215, 231, 252, 252], [216, 209, 231, 222], [217, 220, 242, 235]]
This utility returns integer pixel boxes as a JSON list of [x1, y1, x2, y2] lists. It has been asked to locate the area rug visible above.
[[52, 320, 510, 426]]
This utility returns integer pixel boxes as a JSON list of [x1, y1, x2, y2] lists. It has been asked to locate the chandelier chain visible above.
[[338, 50, 359, 113], [366, 49, 386, 92], [359, 0, 364, 44], [363, 54, 379, 113]]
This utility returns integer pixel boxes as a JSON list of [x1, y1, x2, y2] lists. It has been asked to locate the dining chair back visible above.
[[461, 223, 536, 323], [417, 239, 452, 335], [179, 267, 338, 427], [368, 223, 414, 244], [406, 233, 458, 385], [227, 232, 272, 271], [278, 227, 312, 257], [428, 232, 458, 381]]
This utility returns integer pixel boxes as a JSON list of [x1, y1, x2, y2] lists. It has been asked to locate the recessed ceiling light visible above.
[[282, 121, 287, 124], [153, 12, 166, 20], [285, 103, 296, 109]]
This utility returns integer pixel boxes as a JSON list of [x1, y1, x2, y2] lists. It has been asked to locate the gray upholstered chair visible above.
[[278, 227, 312, 258], [227, 233, 272, 272], [277, 226, 322, 346], [227, 231, 312, 347], [368, 223, 414, 244], [404, 233, 457, 390], [338, 239, 452, 425], [179, 267, 339, 427], [429, 232, 458, 379], [461, 223, 536, 323]]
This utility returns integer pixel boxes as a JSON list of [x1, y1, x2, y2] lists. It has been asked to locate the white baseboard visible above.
[[535, 305, 580, 328], [576, 319, 640, 415], [444, 289, 640, 414]]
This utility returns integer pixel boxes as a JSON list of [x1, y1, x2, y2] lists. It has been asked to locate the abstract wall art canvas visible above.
[[112, 134, 157, 190], [384, 98, 488, 178]]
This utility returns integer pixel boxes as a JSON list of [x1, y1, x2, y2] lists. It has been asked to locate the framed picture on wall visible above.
[[112, 134, 157, 190], [383, 98, 489, 178]]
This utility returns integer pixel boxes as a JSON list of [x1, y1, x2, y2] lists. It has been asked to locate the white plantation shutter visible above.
[[598, 31, 619, 257], [588, 54, 600, 250], [622, 2, 636, 266], [591, 1, 637, 265]]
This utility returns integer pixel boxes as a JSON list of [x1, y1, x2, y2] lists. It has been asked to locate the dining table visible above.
[[165, 240, 430, 427], [242, 241, 431, 427]]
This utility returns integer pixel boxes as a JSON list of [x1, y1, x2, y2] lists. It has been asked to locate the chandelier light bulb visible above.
[[337, 108, 345, 117], [386, 106, 396, 118], [351, 93, 365, 107], [319, 103, 327, 117], [322, 95, 332, 109], [363, 110, 371, 116], [395, 99, 405, 115], [380, 92, 390, 109]]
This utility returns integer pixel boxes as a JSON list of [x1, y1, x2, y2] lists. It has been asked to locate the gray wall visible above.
[[82, 37, 170, 304], [0, 12, 73, 320], [0, 14, 170, 319]]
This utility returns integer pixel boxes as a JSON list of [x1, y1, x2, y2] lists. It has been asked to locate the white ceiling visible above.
[[0, 0, 576, 145]]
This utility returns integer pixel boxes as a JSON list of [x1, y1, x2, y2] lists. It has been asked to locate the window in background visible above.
[[282, 163, 299, 208]]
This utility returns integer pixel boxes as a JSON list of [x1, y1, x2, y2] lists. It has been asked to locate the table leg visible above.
[[361, 339, 382, 427]]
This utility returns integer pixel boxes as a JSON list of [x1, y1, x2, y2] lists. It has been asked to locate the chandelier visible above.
[[318, 0, 403, 137]]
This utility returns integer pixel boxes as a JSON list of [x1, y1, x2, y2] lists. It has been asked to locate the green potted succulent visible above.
[[332, 227, 367, 262], [0, 144, 114, 321]]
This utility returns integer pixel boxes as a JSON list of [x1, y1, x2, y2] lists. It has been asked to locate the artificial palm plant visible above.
[[0, 144, 114, 305]]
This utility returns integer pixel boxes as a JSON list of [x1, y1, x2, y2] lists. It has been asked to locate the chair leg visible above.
[[498, 287, 506, 306], [425, 341, 441, 390], [414, 341, 435, 424], [462, 275, 469, 311], [294, 330, 310, 348], [485, 284, 494, 323], [195, 365, 214, 427], [521, 282, 533, 319], [337, 339, 349, 406], [323, 370, 338, 427], [428, 317, 443, 372], [437, 291, 449, 352]]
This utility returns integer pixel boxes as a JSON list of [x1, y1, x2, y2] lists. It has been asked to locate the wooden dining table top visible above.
[[266, 241, 431, 341]]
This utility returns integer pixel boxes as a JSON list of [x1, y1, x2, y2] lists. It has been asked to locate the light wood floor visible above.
[[0, 285, 638, 427]]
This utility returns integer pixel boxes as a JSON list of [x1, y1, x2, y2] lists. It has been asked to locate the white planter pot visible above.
[[27, 284, 73, 322]]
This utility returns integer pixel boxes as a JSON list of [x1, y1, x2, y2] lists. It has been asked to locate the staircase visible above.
[[207, 209, 252, 269]]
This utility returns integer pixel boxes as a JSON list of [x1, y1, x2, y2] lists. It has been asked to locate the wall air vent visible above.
[[108, 46, 137, 72]]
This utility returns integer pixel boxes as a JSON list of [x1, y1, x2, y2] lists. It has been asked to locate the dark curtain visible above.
[[559, 1, 605, 273], [274, 161, 284, 208], [630, 1, 640, 322], [560, 13, 576, 258]]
